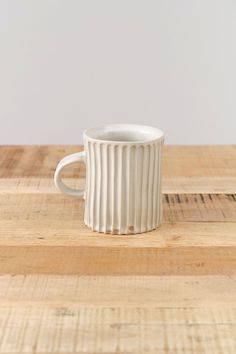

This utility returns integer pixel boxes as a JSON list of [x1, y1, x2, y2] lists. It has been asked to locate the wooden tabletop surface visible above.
[[0, 145, 236, 353]]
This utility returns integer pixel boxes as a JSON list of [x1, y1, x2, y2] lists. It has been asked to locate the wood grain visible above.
[[1, 145, 235, 178], [0, 145, 236, 353], [0, 190, 235, 274], [0, 275, 236, 353], [1, 305, 236, 353], [0, 241, 236, 275], [1, 275, 236, 307], [1, 187, 236, 221], [1, 176, 236, 194], [1, 145, 236, 192], [0, 146, 84, 178]]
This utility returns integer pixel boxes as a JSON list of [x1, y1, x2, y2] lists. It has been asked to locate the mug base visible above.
[[84, 221, 162, 235]]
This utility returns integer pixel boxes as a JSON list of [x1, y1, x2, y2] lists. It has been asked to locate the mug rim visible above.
[[84, 124, 164, 144]]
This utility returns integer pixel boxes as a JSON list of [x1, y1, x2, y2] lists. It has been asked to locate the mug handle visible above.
[[54, 151, 85, 198]]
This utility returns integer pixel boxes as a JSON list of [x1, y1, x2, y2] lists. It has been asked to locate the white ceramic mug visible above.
[[54, 124, 164, 234]]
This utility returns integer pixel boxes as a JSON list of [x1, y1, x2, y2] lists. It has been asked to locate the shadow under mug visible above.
[[54, 124, 164, 234]]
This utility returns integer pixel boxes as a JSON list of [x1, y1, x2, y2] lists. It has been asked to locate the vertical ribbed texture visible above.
[[84, 139, 164, 234]]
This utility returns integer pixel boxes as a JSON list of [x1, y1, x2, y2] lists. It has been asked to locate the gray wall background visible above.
[[0, 0, 235, 145]]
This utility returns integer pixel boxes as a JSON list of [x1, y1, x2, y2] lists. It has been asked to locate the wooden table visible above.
[[0, 145, 236, 353]]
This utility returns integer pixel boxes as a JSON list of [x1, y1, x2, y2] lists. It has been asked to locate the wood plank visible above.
[[164, 145, 236, 178], [0, 219, 236, 249], [0, 190, 235, 275], [0, 190, 236, 274], [0, 146, 84, 178], [164, 145, 236, 193], [1, 176, 236, 194], [164, 193, 236, 222], [0, 192, 236, 223], [1, 221, 236, 247], [1, 275, 236, 307], [1, 305, 236, 353], [1, 145, 236, 193], [0, 306, 236, 353], [0, 146, 236, 353], [0, 275, 236, 353], [0, 178, 85, 194], [1, 145, 235, 178], [0, 243, 235, 275], [164, 176, 236, 194], [0, 221, 235, 275]]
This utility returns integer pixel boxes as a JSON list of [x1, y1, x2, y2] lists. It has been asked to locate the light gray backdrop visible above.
[[0, 0, 235, 144]]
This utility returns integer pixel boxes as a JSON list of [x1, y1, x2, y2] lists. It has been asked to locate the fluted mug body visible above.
[[54, 124, 164, 235]]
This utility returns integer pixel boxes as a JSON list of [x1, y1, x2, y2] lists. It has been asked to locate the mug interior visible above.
[[84, 124, 164, 143]]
